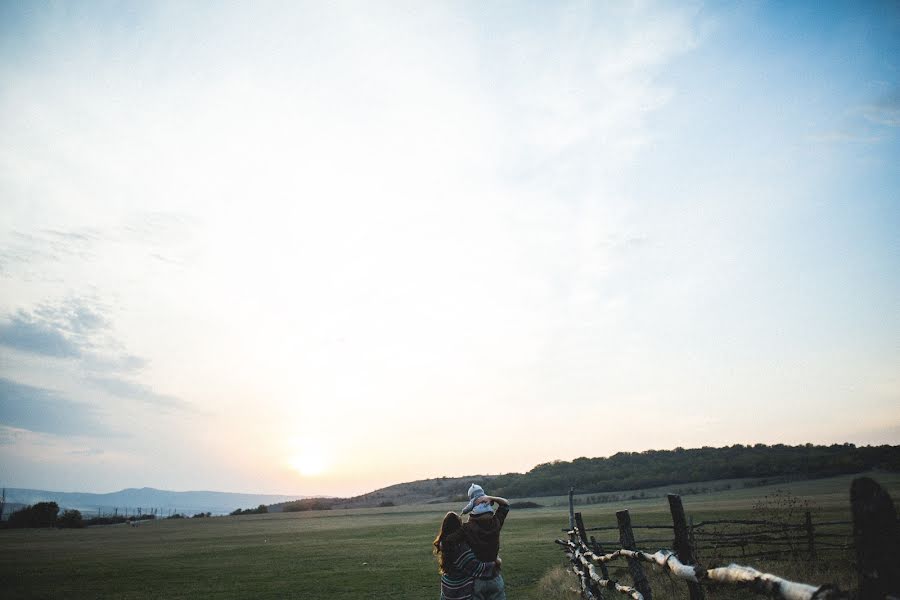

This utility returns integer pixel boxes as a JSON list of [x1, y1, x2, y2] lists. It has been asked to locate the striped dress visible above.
[[440, 541, 497, 600]]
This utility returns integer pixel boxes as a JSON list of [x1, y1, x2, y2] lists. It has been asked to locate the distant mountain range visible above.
[[2, 487, 303, 517]]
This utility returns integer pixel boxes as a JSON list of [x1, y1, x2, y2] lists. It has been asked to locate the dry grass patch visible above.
[[536, 565, 583, 600]]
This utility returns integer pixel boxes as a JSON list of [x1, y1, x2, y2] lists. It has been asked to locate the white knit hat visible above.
[[461, 483, 494, 515]]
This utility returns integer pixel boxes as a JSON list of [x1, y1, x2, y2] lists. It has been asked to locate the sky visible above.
[[0, 0, 898, 497]]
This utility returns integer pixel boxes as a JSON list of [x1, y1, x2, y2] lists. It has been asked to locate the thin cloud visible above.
[[83, 353, 148, 373], [67, 447, 105, 457], [806, 131, 883, 144], [863, 106, 900, 127], [0, 378, 112, 437], [0, 312, 82, 357], [86, 376, 190, 412], [860, 90, 900, 127], [0, 297, 109, 358], [0, 299, 188, 411], [34, 297, 110, 334], [0, 215, 194, 275]]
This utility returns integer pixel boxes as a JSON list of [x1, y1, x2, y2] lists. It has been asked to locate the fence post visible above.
[[575, 512, 612, 581], [574, 512, 589, 546], [616, 509, 653, 600], [667, 494, 704, 600], [569, 487, 576, 531], [804, 510, 815, 559], [851, 477, 900, 600], [589, 535, 611, 580], [688, 515, 697, 559]]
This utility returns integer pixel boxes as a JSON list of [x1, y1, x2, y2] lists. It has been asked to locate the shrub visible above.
[[509, 501, 542, 509], [58, 509, 85, 529], [282, 498, 334, 512], [7, 502, 59, 528], [85, 516, 129, 526], [230, 505, 269, 516]]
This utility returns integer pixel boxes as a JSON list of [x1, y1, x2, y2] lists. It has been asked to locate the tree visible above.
[[8, 502, 59, 528], [58, 509, 84, 529]]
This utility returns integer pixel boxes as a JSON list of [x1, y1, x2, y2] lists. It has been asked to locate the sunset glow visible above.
[[287, 439, 331, 478], [0, 1, 897, 497]]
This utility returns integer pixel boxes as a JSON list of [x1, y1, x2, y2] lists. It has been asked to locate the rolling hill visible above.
[[2, 487, 302, 516]]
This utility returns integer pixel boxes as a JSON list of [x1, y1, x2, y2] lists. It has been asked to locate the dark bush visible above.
[[85, 515, 129, 526], [282, 498, 335, 512], [58, 509, 85, 528], [509, 501, 542, 509], [230, 504, 269, 516], [8, 502, 59, 528]]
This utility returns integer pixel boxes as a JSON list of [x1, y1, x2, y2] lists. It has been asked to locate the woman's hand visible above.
[[475, 495, 492, 505]]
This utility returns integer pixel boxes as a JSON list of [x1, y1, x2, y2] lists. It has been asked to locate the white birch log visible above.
[[561, 541, 636, 600], [558, 539, 839, 600], [706, 564, 819, 600]]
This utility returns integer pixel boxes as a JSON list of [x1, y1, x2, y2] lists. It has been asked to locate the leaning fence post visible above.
[[574, 511, 606, 597], [688, 515, 697, 559], [804, 510, 816, 559], [569, 511, 602, 600], [569, 487, 576, 531], [616, 509, 653, 600], [574, 512, 589, 546], [851, 477, 900, 600], [668, 494, 704, 600], [575, 511, 611, 583]]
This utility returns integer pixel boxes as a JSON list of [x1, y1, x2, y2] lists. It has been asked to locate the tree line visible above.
[[3, 502, 85, 529], [0, 502, 212, 529], [486, 443, 900, 498]]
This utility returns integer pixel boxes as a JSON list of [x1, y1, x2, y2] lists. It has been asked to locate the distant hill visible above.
[[268, 474, 498, 512], [486, 443, 900, 498], [272, 443, 900, 510], [2, 487, 302, 517]]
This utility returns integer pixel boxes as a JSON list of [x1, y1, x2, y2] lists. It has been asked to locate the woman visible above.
[[433, 511, 501, 600]]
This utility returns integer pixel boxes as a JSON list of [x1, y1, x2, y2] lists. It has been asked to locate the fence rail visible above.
[[566, 518, 852, 560], [555, 476, 900, 600]]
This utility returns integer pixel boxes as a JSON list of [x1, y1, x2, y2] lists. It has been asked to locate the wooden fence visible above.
[[556, 477, 899, 600]]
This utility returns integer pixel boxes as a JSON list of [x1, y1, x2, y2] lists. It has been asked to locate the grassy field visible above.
[[1, 471, 897, 599]]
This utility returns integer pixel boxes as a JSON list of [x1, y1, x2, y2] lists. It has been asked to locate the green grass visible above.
[[1, 471, 897, 599]]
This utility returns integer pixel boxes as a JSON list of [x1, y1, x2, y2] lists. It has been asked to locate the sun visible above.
[[290, 452, 327, 477], [287, 439, 330, 477]]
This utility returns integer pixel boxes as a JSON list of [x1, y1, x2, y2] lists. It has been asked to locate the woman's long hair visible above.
[[433, 511, 463, 574]]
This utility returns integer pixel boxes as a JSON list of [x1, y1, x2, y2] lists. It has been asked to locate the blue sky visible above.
[[0, 1, 897, 495]]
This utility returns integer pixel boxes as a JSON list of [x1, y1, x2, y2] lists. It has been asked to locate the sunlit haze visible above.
[[1, 1, 898, 497]]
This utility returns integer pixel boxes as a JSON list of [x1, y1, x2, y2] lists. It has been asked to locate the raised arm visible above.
[[475, 495, 509, 507], [474, 494, 511, 528]]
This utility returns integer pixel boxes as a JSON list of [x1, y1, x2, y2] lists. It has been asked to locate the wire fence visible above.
[[555, 477, 899, 600]]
